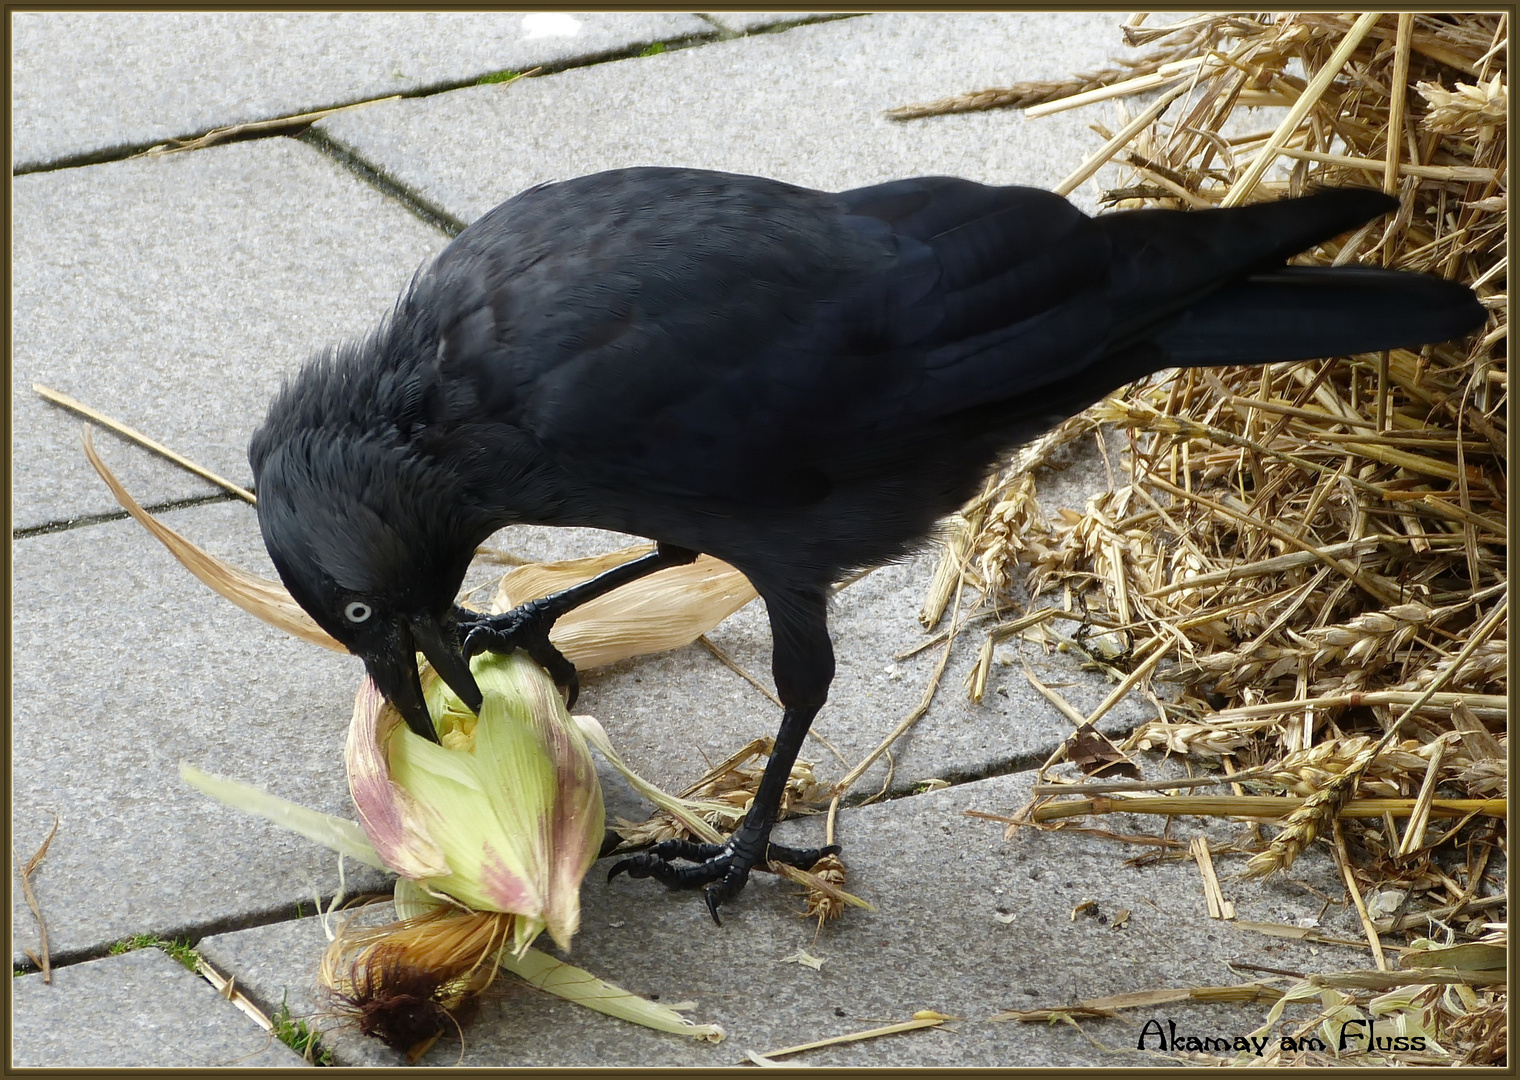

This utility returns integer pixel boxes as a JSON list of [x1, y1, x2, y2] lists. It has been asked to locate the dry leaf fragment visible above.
[[779, 949, 825, 971], [1064, 723, 1141, 779], [84, 430, 757, 670]]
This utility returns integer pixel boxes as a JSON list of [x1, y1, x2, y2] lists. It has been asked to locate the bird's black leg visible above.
[[608, 585, 839, 924], [459, 542, 698, 706]]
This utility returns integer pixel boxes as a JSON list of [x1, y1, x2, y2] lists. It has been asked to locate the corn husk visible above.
[[344, 652, 603, 956], [493, 548, 757, 669], [81, 428, 756, 668], [182, 654, 726, 1059], [317, 878, 722, 1061]]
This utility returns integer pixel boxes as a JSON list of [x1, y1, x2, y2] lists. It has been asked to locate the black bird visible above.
[[250, 168, 1483, 922]]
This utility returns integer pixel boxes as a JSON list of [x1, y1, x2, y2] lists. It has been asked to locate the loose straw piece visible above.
[[1144, 474, 1402, 604], [1380, 35, 1411, 444], [1397, 733, 1454, 857], [37, 383, 256, 502], [833, 565, 968, 798], [1024, 55, 1207, 118], [1029, 795, 1504, 822], [994, 983, 1281, 1021], [746, 1011, 955, 1064], [1022, 665, 1087, 725], [1333, 818, 1388, 971], [1221, 11, 1382, 207], [1191, 836, 1236, 920], [15, 815, 59, 984], [1185, 690, 1506, 726], [1270, 147, 1498, 183], [1383, 14, 1415, 197], [1082, 636, 1170, 727], [136, 95, 403, 157], [1054, 79, 1194, 197], [196, 956, 280, 1033]]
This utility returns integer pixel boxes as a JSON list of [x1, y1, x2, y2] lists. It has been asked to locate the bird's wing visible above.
[[419, 169, 1131, 507]]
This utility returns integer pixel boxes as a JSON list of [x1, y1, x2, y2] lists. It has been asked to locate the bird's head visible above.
[[251, 430, 485, 744]]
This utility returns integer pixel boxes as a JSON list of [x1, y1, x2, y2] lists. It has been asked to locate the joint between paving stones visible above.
[[692, 13, 744, 40], [297, 128, 467, 237], [8, 35, 701, 177], [838, 737, 1130, 810], [700, 11, 869, 39], [19, 892, 361, 975], [11, 18, 864, 179], [12, 491, 243, 540]]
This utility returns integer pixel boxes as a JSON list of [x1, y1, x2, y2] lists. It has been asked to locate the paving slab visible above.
[[197, 768, 1359, 1067], [11, 502, 390, 967], [11, 946, 308, 1067], [11, 11, 714, 170], [13, 137, 449, 532], [314, 11, 1138, 224]]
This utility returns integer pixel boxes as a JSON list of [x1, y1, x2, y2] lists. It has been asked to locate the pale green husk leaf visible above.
[[178, 761, 386, 871]]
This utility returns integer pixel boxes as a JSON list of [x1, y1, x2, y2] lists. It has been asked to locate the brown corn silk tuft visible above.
[[321, 905, 512, 1061]]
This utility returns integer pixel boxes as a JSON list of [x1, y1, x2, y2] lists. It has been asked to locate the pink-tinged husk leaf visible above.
[[82, 428, 341, 651], [345, 679, 451, 880]]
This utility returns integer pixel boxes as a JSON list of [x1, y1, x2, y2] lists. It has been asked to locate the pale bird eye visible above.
[[344, 601, 373, 624]]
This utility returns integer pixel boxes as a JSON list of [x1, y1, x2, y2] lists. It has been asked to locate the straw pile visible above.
[[898, 12, 1506, 1066]]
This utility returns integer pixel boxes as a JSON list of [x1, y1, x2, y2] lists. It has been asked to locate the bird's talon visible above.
[[606, 830, 840, 921], [456, 603, 579, 704], [765, 841, 841, 869]]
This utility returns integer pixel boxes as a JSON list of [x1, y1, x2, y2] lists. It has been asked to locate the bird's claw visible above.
[[457, 599, 580, 707], [607, 834, 841, 925]]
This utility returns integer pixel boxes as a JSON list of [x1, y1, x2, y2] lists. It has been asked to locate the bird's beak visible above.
[[411, 612, 483, 717], [363, 614, 483, 744]]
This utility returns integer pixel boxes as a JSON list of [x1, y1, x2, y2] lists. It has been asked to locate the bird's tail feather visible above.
[[1150, 266, 1487, 369], [1100, 188, 1399, 338]]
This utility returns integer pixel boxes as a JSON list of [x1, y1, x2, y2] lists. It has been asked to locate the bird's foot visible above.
[[457, 599, 580, 707], [606, 827, 841, 925]]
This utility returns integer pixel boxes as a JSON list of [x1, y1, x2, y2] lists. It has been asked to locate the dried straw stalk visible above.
[[911, 12, 1505, 1065]]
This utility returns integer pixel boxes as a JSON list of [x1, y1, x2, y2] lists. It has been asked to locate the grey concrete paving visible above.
[[12, 502, 390, 966], [14, 138, 448, 532], [315, 11, 1128, 226], [11, 9, 1357, 1070], [12, 11, 714, 169], [11, 946, 308, 1067], [197, 769, 1360, 1067]]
